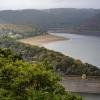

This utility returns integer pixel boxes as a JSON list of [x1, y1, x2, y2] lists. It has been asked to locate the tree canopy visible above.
[[0, 48, 82, 100]]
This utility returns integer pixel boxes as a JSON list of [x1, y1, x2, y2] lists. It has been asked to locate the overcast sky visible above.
[[0, 0, 100, 10]]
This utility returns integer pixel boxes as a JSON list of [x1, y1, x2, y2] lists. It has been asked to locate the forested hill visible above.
[[77, 13, 100, 31], [0, 8, 100, 29]]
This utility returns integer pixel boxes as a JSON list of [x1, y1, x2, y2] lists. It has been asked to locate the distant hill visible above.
[[72, 13, 100, 36], [78, 13, 100, 31], [0, 24, 37, 33], [44, 8, 100, 28], [0, 8, 100, 29], [1, 8, 100, 36], [0, 24, 45, 39]]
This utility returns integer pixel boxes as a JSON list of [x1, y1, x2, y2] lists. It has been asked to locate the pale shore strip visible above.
[[19, 34, 68, 47]]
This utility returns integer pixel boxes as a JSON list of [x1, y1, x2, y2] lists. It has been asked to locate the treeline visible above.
[[0, 37, 100, 76], [0, 48, 82, 100]]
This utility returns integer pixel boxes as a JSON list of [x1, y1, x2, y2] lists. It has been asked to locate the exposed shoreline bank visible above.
[[19, 34, 68, 47]]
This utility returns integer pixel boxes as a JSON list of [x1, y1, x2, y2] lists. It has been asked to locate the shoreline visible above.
[[19, 34, 68, 47], [48, 30, 100, 37], [19, 33, 100, 94]]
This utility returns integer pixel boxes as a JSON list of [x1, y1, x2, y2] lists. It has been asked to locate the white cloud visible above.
[[0, 0, 99, 10]]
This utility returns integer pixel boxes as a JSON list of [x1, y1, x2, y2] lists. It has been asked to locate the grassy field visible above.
[[19, 34, 68, 47]]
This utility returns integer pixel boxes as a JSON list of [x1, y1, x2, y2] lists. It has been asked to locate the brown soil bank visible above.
[[19, 34, 68, 47]]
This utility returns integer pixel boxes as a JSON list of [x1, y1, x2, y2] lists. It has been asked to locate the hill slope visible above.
[[79, 13, 100, 31], [0, 8, 100, 29], [73, 13, 100, 36], [0, 24, 46, 39]]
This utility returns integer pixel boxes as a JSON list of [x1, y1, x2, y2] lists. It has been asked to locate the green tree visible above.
[[0, 48, 82, 100]]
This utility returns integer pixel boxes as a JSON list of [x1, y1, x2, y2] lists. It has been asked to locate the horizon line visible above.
[[0, 7, 100, 11]]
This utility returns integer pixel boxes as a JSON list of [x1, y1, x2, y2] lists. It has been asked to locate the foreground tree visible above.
[[0, 48, 82, 100]]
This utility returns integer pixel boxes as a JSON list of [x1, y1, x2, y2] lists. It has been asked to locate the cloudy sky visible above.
[[0, 0, 100, 10]]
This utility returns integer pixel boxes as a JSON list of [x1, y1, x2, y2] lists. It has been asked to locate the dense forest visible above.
[[0, 48, 82, 100], [0, 36, 100, 76]]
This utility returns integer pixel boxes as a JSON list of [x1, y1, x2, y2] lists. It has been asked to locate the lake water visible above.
[[42, 33, 100, 100], [80, 93, 100, 100], [43, 33, 100, 68]]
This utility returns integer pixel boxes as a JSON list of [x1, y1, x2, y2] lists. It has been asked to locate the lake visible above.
[[61, 76, 100, 100], [42, 33, 100, 100], [80, 93, 100, 100], [43, 33, 100, 68]]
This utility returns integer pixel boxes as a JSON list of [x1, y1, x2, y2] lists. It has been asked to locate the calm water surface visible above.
[[80, 93, 100, 100], [43, 33, 100, 68]]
